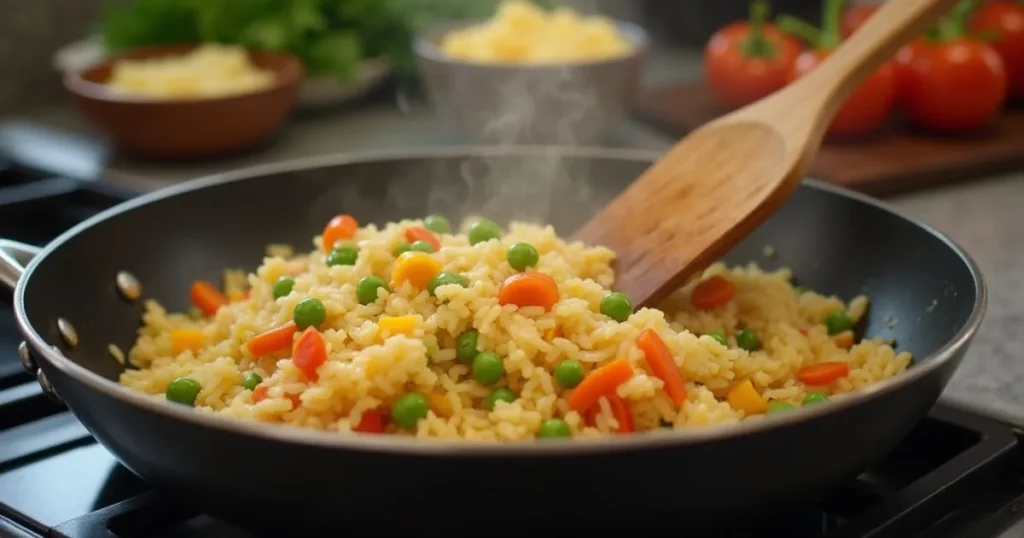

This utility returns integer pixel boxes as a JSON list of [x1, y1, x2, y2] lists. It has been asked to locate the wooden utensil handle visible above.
[[795, 0, 962, 116]]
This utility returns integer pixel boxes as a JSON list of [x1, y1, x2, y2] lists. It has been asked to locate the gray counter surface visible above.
[[3, 49, 1022, 419]]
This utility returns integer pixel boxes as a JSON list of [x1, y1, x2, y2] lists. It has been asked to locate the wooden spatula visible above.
[[574, 0, 959, 308]]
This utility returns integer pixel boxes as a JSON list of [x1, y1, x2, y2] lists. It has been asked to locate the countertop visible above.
[[2, 49, 1022, 419]]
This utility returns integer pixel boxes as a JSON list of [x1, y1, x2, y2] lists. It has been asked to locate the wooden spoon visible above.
[[573, 0, 959, 308]]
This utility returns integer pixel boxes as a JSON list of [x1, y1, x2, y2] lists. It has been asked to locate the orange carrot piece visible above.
[[251, 385, 269, 403], [498, 272, 560, 311], [798, 361, 850, 385], [636, 329, 687, 405], [246, 322, 298, 356], [353, 409, 387, 434], [321, 214, 359, 251], [567, 358, 634, 413], [190, 281, 227, 316], [293, 327, 328, 381], [690, 276, 736, 310], [585, 394, 635, 434], [287, 393, 302, 410], [405, 227, 441, 251]]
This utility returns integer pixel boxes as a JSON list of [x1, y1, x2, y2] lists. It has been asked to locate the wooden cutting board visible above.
[[634, 83, 1024, 196]]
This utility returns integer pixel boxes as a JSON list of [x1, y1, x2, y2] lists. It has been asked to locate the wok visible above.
[[0, 147, 985, 536]]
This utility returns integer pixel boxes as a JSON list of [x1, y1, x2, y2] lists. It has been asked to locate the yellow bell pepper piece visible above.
[[379, 315, 417, 337], [544, 326, 562, 341], [170, 329, 205, 354], [391, 251, 441, 290], [429, 391, 454, 418], [833, 330, 855, 350], [727, 379, 768, 415]]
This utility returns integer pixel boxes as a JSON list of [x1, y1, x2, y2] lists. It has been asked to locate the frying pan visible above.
[[0, 147, 985, 536]]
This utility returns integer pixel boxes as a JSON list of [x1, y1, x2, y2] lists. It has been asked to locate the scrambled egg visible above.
[[439, 1, 633, 64], [106, 44, 275, 100]]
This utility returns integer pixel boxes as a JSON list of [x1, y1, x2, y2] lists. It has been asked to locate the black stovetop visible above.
[[2, 162, 1024, 538]]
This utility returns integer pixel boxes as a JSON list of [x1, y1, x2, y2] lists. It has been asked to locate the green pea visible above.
[[356, 276, 388, 305], [472, 351, 504, 385], [468, 218, 501, 245], [506, 242, 539, 271], [293, 297, 326, 329], [767, 401, 796, 414], [272, 276, 295, 299], [803, 392, 831, 406], [705, 331, 728, 346], [393, 243, 412, 256], [736, 329, 760, 351], [392, 392, 429, 428], [554, 359, 585, 389], [424, 214, 451, 234], [600, 292, 633, 322], [825, 311, 853, 335], [241, 372, 262, 391], [456, 330, 479, 363], [485, 387, 517, 410], [428, 272, 470, 296], [538, 418, 572, 439], [409, 240, 435, 254], [326, 246, 359, 266], [166, 377, 201, 406], [795, 285, 811, 295]]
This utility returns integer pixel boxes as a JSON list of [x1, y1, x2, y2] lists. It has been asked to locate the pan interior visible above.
[[21, 150, 979, 386]]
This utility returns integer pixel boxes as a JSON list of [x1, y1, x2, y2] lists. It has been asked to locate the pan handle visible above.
[[0, 238, 41, 290]]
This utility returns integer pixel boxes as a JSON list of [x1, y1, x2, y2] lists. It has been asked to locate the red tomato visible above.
[[705, 20, 802, 109], [971, 1, 1024, 101], [788, 50, 897, 137], [842, 4, 879, 36], [897, 38, 1006, 132]]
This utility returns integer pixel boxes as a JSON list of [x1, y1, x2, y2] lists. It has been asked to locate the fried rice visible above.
[[119, 215, 912, 441]]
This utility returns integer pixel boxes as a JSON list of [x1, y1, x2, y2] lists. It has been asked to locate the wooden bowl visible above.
[[64, 44, 303, 159]]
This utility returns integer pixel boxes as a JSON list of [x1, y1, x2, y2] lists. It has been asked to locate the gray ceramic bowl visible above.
[[415, 21, 649, 145]]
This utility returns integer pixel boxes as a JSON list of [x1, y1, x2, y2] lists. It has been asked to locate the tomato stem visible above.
[[777, 15, 822, 47], [820, 0, 846, 50], [742, 0, 777, 58], [937, 0, 978, 40]]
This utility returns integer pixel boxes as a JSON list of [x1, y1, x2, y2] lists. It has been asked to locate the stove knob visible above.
[[17, 341, 36, 373], [36, 369, 63, 405]]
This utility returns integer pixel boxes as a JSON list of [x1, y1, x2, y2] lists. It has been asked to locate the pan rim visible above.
[[13, 145, 988, 457]]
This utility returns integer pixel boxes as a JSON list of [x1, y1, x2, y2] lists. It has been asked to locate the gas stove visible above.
[[2, 162, 1024, 538]]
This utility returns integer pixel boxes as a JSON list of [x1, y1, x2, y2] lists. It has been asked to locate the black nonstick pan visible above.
[[0, 147, 985, 536]]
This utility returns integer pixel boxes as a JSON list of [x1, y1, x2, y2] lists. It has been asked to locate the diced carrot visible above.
[[567, 358, 634, 413], [690, 276, 736, 310], [833, 331, 855, 349], [727, 379, 768, 415], [636, 329, 687, 406], [293, 327, 328, 381], [798, 327, 809, 336], [391, 251, 441, 290], [353, 409, 386, 434], [251, 385, 269, 403], [405, 227, 441, 251], [584, 394, 635, 434], [321, 214, 359, 251], [170, 329, 205, 354], [246, 322, 298, 356], [798, 361, 850, 385], [190, 281, 227, 316], [498, 272, 560, 311], [287, 393, 302, 410], [544, 326, 563, 341]]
